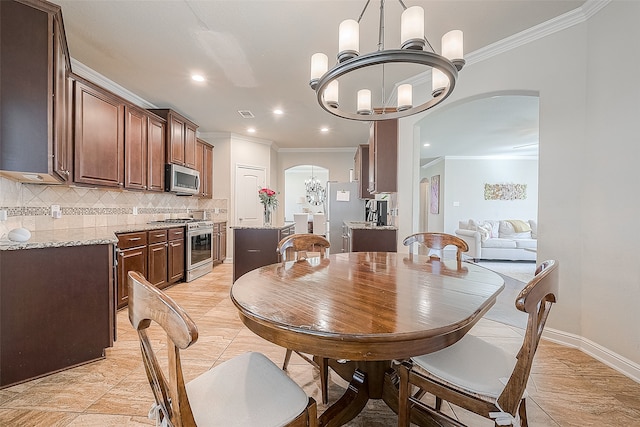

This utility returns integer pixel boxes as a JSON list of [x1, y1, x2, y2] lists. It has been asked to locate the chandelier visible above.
[[309, 0, 464, 121], [305, 166, 325, 206]]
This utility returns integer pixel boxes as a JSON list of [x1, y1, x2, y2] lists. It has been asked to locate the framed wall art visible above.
[[430, 175, 440, 214]]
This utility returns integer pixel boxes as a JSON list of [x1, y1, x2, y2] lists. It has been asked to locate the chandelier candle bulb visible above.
[[324, 80, 339, 108], [442, 30, 465, 70], [338, 19, 359, 62], [400, 6, 425, 50], [357, 89, 373, 115], [397, 84, 413, 111], [432, 68, 448, 97], [310, 53, 328, 89]]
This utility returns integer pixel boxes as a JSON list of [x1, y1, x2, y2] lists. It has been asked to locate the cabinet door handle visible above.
[[247, 249, 261, 253]]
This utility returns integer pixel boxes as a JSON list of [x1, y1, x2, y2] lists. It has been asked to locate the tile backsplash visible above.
[[0, 176, 228, 236]]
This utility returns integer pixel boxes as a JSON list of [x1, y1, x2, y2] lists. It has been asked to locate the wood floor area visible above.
[[1, 263, 639, 426]]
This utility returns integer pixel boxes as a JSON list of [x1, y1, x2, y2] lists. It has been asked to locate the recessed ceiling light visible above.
[[273, 109, 284, 115], [247, 127, 256, 133], [191, 74, 205, 82], [320, 127, 329, 133], [423, 143, 430, 147]]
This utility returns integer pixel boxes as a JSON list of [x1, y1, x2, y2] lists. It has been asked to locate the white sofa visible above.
[[455, 219, 537, 261]]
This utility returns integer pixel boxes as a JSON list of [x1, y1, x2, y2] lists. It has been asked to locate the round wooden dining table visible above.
[[231, 252, 504, 427]]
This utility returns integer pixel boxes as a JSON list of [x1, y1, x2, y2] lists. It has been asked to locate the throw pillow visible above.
[[477, 224, 491, 242]]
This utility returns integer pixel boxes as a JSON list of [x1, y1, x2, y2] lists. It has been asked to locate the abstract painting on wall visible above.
[[430, 175, 440, 214], [484, 183, 527, 200]]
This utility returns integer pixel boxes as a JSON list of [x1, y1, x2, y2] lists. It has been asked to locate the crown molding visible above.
[[278, 147, 357, 153], [405, 0, 611, 88], [70, 58, 157, 109]]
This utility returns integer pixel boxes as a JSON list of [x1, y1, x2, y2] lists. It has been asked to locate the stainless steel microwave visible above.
[[165, 163, 200, 195]]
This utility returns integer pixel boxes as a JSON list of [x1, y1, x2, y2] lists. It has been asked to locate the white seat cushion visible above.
[[482, 238, 517, 249], [411, 335, 520, 398], [515, 239, 537, 249], [186, 352, 309, 426]]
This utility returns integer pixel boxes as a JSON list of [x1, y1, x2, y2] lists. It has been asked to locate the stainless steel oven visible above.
[[186, 221, 214, 281]]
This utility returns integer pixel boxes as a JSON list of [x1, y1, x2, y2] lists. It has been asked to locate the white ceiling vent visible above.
[[237, 110, 255, 119]]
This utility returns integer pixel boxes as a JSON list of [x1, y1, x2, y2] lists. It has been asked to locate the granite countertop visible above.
[[344, 220, 398, 230], [0, 223, 187, 251], [231, 222, 294, 230]]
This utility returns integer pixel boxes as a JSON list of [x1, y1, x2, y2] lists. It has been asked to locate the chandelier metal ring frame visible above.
[[314, 49, 459, 121], [309, 0, 465, 121]]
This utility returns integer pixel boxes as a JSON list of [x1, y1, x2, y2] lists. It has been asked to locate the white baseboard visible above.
[[544, 327, 640, 383]]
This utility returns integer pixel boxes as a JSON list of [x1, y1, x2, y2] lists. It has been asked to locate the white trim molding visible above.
[[544, 327, 640, 384]]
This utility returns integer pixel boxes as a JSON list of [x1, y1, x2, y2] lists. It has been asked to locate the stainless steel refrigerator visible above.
[[325, 181, 365, 252]]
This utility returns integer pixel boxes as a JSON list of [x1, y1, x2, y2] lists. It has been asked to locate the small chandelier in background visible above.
[[305, 166, 325, 206], [309, 1, 464, 121]]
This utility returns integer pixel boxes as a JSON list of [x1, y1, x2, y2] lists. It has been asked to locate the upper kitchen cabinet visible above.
[[73, 78, 125, 188], [195, 139, 214, 198], [148, 109, 198, 169], [354, 144, 374, 199], [147, 114, 166, 192], [368, 119, 398, 194], [123, 106, 166, 191], [0, 0, 72, 183]]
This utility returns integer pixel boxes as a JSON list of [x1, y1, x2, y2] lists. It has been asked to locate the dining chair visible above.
[[312, 213, 326, 236], [277, 233, 330, 263], [127, 271, 317, 427], [396, 259, 559, 427], [276, 234, 331, 404], [403, 232, 469, 264], [294, 213, 310, 234]]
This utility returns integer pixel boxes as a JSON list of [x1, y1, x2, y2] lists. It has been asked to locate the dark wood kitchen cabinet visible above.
[[74, 79, 125, 188], [354, 144, 374, 199], [116, 231, 148, 309], [167, 227, 185, 284], [349, 228, 398, 253], [148, 109, 198, 169], [147, 114, 166, 192], [0, 0, 72, 183], [196, 139, 214, 198], [0, 244, 114, 388], [124, 105, 148, 190], [116, 227, 185, 309], [368, 119, 398, 194], [147, 229, 168, 288], [233, 224, 294, 282], [124, 106, 166, 191]]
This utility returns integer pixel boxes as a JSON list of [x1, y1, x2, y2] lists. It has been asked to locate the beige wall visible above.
[[398, 2, 640, 375]]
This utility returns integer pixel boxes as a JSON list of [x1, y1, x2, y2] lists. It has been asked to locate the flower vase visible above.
[[263, 205, 272, 226]]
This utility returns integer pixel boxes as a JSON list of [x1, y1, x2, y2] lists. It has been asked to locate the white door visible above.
[[235, 165, 266, 227]]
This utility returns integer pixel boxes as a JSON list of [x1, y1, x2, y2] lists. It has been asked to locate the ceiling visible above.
[[54, 0, 585, 158]]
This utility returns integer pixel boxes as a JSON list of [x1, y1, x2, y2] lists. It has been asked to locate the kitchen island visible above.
[[232, 223, 294, 282], [0, 222, 184, 388], [343, 220, 398, 253]]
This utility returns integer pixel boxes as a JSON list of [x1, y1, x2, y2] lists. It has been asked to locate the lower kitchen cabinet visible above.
[[0, 244, 114, 387], [232, 224, 294, 282], [350, 228, 398, 253], [116, 226, 185, 309], [116, 231, 148, 309], [167, 228, 185, 284], [147, 229, 168, 288]]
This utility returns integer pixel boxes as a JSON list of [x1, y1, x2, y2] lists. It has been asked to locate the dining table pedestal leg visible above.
[[318, 360, 389, 427]]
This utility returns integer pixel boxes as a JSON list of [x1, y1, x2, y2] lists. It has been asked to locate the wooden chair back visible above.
[[128, 270, 198, 426], [277, 234, 330, 262], [498, 259, 559, 415], [403, 232, 469, 264]]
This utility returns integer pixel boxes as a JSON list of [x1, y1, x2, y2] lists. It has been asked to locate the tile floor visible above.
[[1, 263, 639, 426]]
